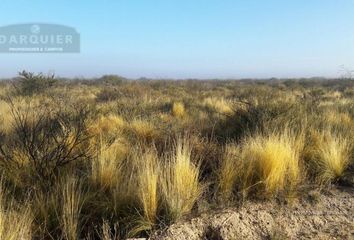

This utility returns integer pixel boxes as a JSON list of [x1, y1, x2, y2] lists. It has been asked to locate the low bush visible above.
[[15, 71, 57, 96], [0, 102, 92, 188]]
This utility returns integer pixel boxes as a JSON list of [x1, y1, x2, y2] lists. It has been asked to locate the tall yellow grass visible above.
[[0, 100, 12, 133], [130, 119, 158, 141], [138, 151, 159, 225], [172, 102, 185, 118], [61, 177, 84, 240], [1, 79, 354, 239], [305, 129, 351, 184], [161, 138, 203, 222], [91, 140, 127, 190], [324, 110, 352, 127], [89, 114, 125, 144], [0, 183, 32, 240], [218, 144, 240, 201], [238, 132, 302, 197], [203, 97, 233, 115], [130, 149, 160, 235]]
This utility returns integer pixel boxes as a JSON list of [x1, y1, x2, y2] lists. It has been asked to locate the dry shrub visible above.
[[305, 129, 351, 184], [0, 102, 92, 188], [15, 71, 57, 96]]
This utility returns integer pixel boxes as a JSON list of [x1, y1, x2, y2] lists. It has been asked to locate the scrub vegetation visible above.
[[0, 72, 353, 239]]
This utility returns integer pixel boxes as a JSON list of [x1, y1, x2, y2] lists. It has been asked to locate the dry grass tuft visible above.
[[0, 100, 13, 133], [130, 119, 158, 141], [305, 129, 351, 184], [2, 77, 354, 239], [99, 220, 119, 240], [91, 140, 127, 190], [89, 114, 125, 144], [324, 111, 352, 127], [61, 177, 84, 240], [217, 144, 240, 201], [203, 97, 233, 115], [238, 132, 302, 197], [0, 183, 32, 240], [137, 151, 159, 226], [172, 102, 185, 118], [161, 138, 203, 222], [129, 149, 160, 235]]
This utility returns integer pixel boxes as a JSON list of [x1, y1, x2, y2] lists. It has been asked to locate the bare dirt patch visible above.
[[151, 187, 353, 240]]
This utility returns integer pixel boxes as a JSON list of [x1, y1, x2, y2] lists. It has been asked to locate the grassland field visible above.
[[0, 73, 353, 239]]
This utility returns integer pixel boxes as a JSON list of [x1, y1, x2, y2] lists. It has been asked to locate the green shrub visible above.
[[15, 71, 57, 96]]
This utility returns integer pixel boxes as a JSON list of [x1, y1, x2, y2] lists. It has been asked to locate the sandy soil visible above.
[[151, 187, 353, 240]]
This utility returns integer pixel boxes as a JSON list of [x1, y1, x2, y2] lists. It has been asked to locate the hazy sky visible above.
[[0, 0, 354, 78]]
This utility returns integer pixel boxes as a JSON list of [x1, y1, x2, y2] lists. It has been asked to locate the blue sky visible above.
[[0, 0, 354, 78]]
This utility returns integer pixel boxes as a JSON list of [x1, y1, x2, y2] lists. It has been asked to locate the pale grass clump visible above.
[[138, 151, 159, 225], [0, 98, 38, 133], [203, 97, 233, 115], [305, 129, 351, 184], [171, 102, 185, 118], [2, 148, 31, 188], [97, 114, 125, 133], [319, 98, 352, 107], [238, 132, 302, 197], [130, 119, 158, 141], [61, 177, 84, 240], [0, 100, 13, 132], [89, 114, 125, 143], [323, 110, 352, 127], [161, 138, 203, 222], [109, 149, 138, 214], [217, 144, 240, 201], [323, 90, 342, 99], [0, 184, 32, 240], [91, 140, 127, 190], [132, 149, 160, 234]]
